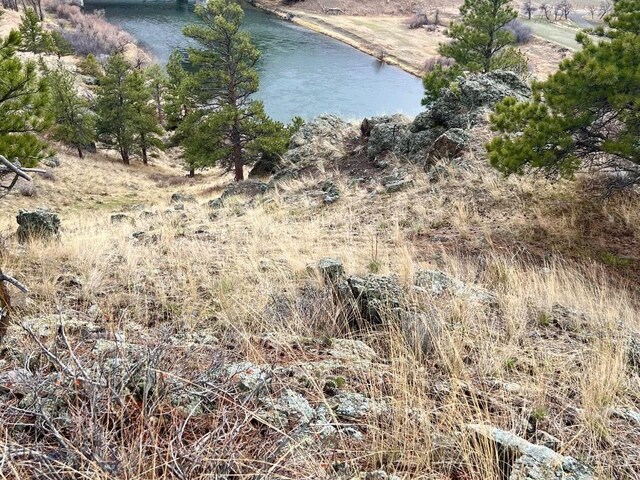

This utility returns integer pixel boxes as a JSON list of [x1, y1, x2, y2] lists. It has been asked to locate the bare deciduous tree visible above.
[[599, 0, 613, 19], [522, 0, 537, 19], [587, 4, 597, 19], [558, 0, 572, 20], [539, 2, 552, 20]]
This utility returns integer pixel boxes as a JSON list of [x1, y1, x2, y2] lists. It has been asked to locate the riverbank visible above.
[[251, 0, 448, 76], [250, 0, 575, 79]]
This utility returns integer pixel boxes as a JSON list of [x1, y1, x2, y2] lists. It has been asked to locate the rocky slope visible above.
[[0, 72, 639, 479]]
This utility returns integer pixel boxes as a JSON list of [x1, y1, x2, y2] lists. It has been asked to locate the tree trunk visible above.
[[77, 147, 83, 158], [233, 143, 243, 181], [189, 167, 194, 178], [122, 149, 130, 165]]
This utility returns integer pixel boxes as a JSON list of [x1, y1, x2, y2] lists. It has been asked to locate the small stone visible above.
[[317, 258, 344, 283], [170, 192, 195, 204], [0, 368, 33, 396], [226, 362, 268, 393], [43, 156, 60, 168], [384, 179, 413, 193], [208, 198, 224, 209], [110, 213, 130, 224]]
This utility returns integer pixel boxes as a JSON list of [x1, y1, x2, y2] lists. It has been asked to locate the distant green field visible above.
[[521, 19, 588, 50]]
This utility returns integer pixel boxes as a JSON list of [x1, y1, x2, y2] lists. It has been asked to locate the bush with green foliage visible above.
[[0, 22, 51, 166], [487, 0, 640, 187]]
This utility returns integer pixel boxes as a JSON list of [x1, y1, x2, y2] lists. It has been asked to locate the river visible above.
[[84, 0, 424, 122]]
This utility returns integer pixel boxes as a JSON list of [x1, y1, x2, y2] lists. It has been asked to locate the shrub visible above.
[[407, 13, 430, 29], [44, 2, 133, 56], [502, 19, 533, 44], [423, 56, 455, 72]]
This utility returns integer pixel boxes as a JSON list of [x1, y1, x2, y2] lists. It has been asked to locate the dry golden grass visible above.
[[1, 137, 639, 478]]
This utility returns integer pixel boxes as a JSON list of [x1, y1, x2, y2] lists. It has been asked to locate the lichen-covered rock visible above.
[[317, 258, 345, 283], [225, 362, 269, 393], [366, 116, 411, 160], [347, 275, 406, 325], [429, 128, 470, 159], [467, 424, 594, 480], [332, 392, 386, 420], [170, 192, 195, 204], [321, 181, 341, 204], [0, 368, 34, 396], [284, 115, 353, 165], [16, 208, 60, 241], [420, 71, 531, 131], [275, 389, 315, 423], [414, 270, 498, 306], [221, 180, 268, 199]]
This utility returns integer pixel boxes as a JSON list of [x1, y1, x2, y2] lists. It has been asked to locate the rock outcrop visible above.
[[363, 71, 531, 166], [16, 209, 61, 242], [467, 424, 594, 480]]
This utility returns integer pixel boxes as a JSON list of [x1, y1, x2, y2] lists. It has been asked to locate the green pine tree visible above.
[[486, 0, 640, 186], [130, 68, 164, 164], [180, 0, 279, 181], [422, 0, 526, 103], [48, 66, 96, 158], [0, 25, 51, 166], [96, 54, 161, 165], [48, 31, 74, 58], [164, 51, 201, 134], [19, 8, 50, 54], [440, 0, 518, 73], [146, 64, 168, 125]]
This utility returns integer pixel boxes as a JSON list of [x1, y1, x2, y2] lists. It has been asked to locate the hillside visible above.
[[1, 81, 639, 478], [1, 2, 639, 479]]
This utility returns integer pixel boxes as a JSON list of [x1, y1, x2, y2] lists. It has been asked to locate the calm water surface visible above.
[[85, 0, 424, 122]]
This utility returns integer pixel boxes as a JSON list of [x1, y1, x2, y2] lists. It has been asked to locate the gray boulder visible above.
[[365, 115, 412, 160], [16, 209, 60, 242], [467, 424, 594, 480], [415, 269, 498, 307], [416, 71, 531, 131], [429, 128, 470, 160], [317, 258, 345, 283], [284, 115, 353, 165], [347, 275, 406, 325], [220, 180, 268, 199]]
